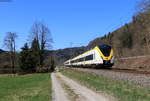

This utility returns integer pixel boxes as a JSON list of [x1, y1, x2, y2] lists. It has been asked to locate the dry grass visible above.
[[62, 69, 150, 101]]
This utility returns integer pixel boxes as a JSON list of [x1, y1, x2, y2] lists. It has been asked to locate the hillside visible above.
[[0, 49, 4, 53], [88, 15, 150, 57], [46, 46, 87, 65]]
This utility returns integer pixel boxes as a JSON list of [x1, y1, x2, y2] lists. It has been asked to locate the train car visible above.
[[64, 44, 115, 68]]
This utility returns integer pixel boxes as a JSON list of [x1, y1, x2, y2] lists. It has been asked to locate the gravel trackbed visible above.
[[75, 68, 150, 88]]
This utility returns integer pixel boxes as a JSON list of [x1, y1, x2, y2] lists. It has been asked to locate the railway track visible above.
[[69, 67, 150, 76], [108, 68, 150, 76]]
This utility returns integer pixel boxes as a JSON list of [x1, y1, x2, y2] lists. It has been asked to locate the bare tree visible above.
[[4, 32, 17, 73], [137, 0, 150, 13], [30, 21, 53, 66], [135, 0, 150, 54]]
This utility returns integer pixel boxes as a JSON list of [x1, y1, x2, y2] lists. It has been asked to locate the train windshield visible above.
[[98, 44, 111, 57]]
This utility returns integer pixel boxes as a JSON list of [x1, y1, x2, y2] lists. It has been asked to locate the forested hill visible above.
[[88, 2, 150, 57], [46, 46, 87, 65]]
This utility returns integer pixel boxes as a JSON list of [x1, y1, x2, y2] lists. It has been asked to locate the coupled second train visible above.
[[64, 44, 115, 68]]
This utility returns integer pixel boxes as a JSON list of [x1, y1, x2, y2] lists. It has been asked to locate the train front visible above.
[[98, 44, 114, 67]]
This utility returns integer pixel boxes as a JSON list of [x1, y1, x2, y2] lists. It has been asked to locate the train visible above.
[[64, 44, 115, 68]]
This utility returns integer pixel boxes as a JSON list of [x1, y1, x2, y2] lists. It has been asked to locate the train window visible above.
[[71, 59, 78, 63], [75, 59, 78, 63], [78, 57, 84, 62], [85, 54, 93, 61], [98, 44, 111, 57], [71, 60, 74, 63], [71, 54, 93, 63]]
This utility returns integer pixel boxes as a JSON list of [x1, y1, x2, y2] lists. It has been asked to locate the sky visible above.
[[0, 0, 140, 50]]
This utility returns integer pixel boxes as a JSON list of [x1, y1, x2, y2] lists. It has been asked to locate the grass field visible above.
[[62, 69, 150, 101], [0, 73, 51, 101]]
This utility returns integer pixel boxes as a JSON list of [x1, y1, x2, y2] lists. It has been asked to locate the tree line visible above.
[[1, 21, 55, 74]]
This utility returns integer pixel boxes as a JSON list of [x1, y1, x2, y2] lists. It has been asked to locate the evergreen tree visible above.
[[30, 21, 53, 67], [31, 38, 40, 69], [20, 43, 36, 73]]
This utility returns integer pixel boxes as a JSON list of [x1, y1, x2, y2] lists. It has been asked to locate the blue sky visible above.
[[0, 0, 140, 50]]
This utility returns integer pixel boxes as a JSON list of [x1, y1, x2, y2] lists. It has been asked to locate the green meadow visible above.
[[0, 73, 51, 101]]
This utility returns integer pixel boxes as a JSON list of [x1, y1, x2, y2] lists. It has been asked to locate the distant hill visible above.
[[45, 46, 87, 65], [0, 49, 4, 53]]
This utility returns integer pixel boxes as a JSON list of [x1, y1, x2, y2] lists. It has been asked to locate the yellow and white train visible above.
[[64, 44, 115, 68]]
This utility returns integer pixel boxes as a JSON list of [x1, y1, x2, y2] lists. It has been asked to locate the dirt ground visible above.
[[115, 56, 150, 72], [51, 72, 117, 101], [51, 73, 70, 101]]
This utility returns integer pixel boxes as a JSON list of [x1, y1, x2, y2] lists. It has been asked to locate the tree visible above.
[[31, 38, 40, 69], [43, 54, 55, 72], [20, 43, 36, 73], [49, 55, 55, 72], [136, 0, 150, 13], [107, 32, 113, 44], [135, 0, 150, 53], [119, 24, 133, 49], [30, 21, 53, 66], [4, 32, 17, 73]]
